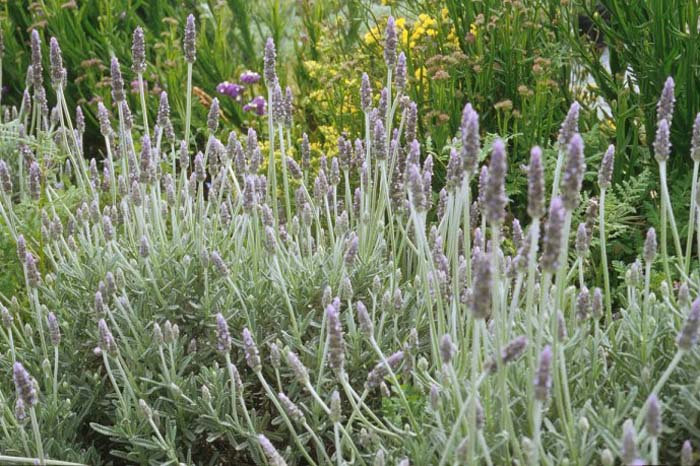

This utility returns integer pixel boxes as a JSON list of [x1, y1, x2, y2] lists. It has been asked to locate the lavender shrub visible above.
[[0, 14, 698, 466]]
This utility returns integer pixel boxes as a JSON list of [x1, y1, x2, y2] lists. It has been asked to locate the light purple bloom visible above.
[[240, 70, 261, 85], [216, 81, 245, 101], [243, 95, 266, 116]]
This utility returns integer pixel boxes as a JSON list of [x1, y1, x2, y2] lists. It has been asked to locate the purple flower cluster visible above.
[[240, 70, 261, 85], [216, 81, 245, 101], [216, 70, 266, 116], [243, 95, 266, 116]]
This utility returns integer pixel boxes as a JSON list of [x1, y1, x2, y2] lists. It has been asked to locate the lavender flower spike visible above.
[[215, 313, 231, 354], [278, 392, 305, 423], [645, 394, 661, 437], [384, 16, 398, 68], [691, 113, 700, 162], [644, 227, 657, 265], [621, 419, 638, 465], [326, 303, 345, 374], [98, 319, 117, 355], [356, 301, 373, 337], [540, 197, 566, 273], [207, 97, 219, 133], [272, 82, 285, 125], [366, 351, 404, 389], [395, 52, 407, 90], [110, 57, 125, 103], [0, 160, 12, 194], [471, 251, 492, 319], [598, 144, 615, 190], [677, 298, 700, 351], [485, 139, 507, 225], [25, 252, 41, 287], [461, 103, 480, 174], [360, 72, 372, 112], [264, 37, 277, 85], [47, 312, 60, 346], [407, 163, 426, 211], [653, 118, 671, 163], [258, 434, 288, 466], [439, 334, 456, 365], [29, 161, 41, 201], [184, 14, 196, 64], [528, 146, 545, 219], [561, 133, 585, 211], [242, 328, 261, 372], [49, 37, 65, 89], [682, 441, 693, 466], [13, 362, 37, 408], [485, 336, 528, 373], [558, 101, 580, 147], [30, 30, 43, 89], [286, 351, 310, 385], [132, 27, 146, 74], [656, 76, 675, 125], [534, 345, 552, 402]]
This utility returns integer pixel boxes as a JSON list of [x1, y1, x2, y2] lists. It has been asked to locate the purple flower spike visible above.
[[242, 328, 261, 372], [215, 313, 231, 354], [691, 113, 700, 162], [366, 351, 404, 389], [264, 38, 277, 85], [98, 319, 117, 355], [360, 72, 372, 112], [561, 133, 585, 211], [30, 30, 43, 89], [653, 118, 671, 162], [326, 303, 345, 374], [558, 101, 580, 147], [384, 16, 397, 68], [541, 197, 566, 273], [259, 434, 287, 466], [471, 251, 492, 319], [682, 441, 693, 466], [677, 298, 700, 351], [132, 27, 146, 74], [460, 103, 480, 174], [184, 14, 196, 63], [656, 76, 675, 125], [598, 144, 615, 190], [49, 37, 65, 88], [528, 146, 545, 219], [395, 52, 407, 90], [13, 362, 37, 408], [645, 394, 661, 437], [484, 139, 507, 225], [644, 227, 657, 264], [534, 346, 552, 402], [110, 57, 125, 103]]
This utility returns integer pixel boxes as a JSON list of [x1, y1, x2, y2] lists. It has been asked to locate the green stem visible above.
[[184, 64, 193, 148], [599, 189, 612, 324], [138, 73, 150, 141], [659, 162, 684, 269], [684, 161, 699, 273], [29, 407, 45, 466]]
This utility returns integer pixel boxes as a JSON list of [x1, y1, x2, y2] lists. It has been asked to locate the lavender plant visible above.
[[0, 13, 699, 466]]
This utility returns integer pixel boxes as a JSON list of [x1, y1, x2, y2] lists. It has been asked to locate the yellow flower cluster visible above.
[[406, 14, 438, 48], [303, 60, 360, 117], [364, 14, 444, 50]]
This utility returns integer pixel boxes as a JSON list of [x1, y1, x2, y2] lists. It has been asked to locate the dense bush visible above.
[[0, 4, 700, 466]]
